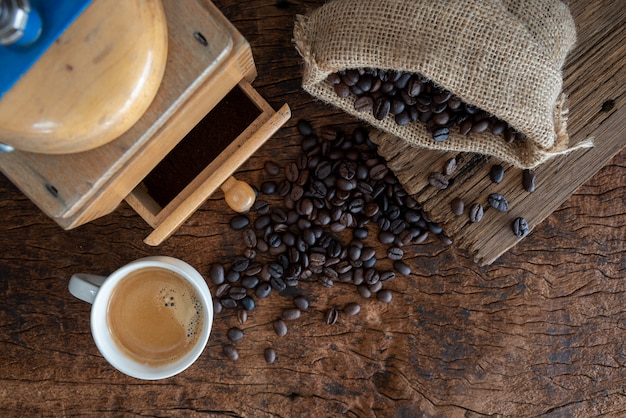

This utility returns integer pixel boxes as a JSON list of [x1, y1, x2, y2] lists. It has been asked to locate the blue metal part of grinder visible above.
[[0, 0, 94, 99]]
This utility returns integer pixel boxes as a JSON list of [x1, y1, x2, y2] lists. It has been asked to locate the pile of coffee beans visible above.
[[211, 120, 451, 361], [327, 68, 526, 144]]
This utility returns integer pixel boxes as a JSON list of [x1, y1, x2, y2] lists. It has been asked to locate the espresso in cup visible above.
[[69, 256, 213, 380], [107, 266, 205, 367]]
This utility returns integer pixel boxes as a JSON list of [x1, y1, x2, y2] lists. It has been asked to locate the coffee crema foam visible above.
[[106, 267, 204, 367]]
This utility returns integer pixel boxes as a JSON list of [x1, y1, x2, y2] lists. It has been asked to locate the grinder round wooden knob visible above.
[[0, 0, 168, 154], [220, 176, 256, 213]]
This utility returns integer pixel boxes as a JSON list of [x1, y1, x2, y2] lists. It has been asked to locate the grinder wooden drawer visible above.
[[125, 80, 290, 246]]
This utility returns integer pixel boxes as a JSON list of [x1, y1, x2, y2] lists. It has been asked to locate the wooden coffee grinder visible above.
[[0, 0, 290, 245]]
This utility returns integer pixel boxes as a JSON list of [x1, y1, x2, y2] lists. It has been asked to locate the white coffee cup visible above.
[[69, 256, 213, 380]]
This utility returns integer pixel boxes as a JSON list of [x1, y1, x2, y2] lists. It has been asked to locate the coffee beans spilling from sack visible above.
[[295, 0, 592, 168], [328, 68, 526, 145]]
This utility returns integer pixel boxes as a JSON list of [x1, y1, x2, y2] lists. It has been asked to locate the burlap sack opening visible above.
[[294, 0, 593, 169]]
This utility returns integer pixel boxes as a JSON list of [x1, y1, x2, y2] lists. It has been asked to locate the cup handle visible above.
[[69, 273, 107, 304]]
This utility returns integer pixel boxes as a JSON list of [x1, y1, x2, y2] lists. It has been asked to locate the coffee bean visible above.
[[376, 289, 393, 303], [443, 158, 457, 176], [470, 119, 489, 133], [354, 96, 374, 112], [223, 344, 239, 361], [261, 181, 277, 195], [231, 256, 250, 272], [490, 164, 505, 183], [343, 302, 361, 316], [357, 285, 371, 299], [373, 97, 391, 120], [523, 169, 536, 192], [230, 215, 250, 230], [229, 287, 247, 301], [512, 217, 530, 237], [428, 172, 449, 189], [488, 193, 509, 212], [469, 203, 484, 222], [213, 298, 223, 314], [387, 247, 404, 260], [325, 308, 339, 325], [253, 199, 270, 214], [393, 260, 411, 275], [297, 119, 314, 136], [241, 276, 259, 289], [209, 264, 225, 285], [243, 228, 257, 248], [450, 197, 465, 216], [293, 296, 309, 310], [273, 319, 288, 337], [282, 308, 301, 321], [237, 310, 247, 324], [227, 327, 244, 342], [432, 127, 450, 142], [264, 347, 277, 364], [255, 282, 272, 298], [221, 298, 238, 309]]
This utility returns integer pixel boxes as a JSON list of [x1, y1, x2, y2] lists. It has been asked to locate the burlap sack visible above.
[[294, 0, 593, 168]]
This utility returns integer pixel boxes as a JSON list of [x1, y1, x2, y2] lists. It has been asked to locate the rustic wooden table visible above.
[[0, 1, 623, 416]]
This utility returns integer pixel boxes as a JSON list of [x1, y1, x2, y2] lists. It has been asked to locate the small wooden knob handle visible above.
[[221, 176, 256, 213]]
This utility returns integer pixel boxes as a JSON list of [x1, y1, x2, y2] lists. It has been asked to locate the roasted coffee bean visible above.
[[488, 193, 509, 212], [432, 127, 450, 142], [512, 217, 530, 237], [223, 344, 239, 361], [490, 164, 505, 183], [209, 264, 225, 285], [231, 257, 250, 272], [255, 282, 272, 298], [273, 319, 288, 337], [459, 119, 473, 135], [325, 308, 339, 325], [264, 347, 277, 364], [241, 276, 259, 289], [261, 181, 277, 195], [343, 302, 361, 316], [297, 119, 314, 136], [428, 172, 449, 189], [469, 203, 484, 222], [253, 199, 270, 214], [237, 310, 248, 324], [380, 270, 396, 281], [357, 285, 372, 299], [293, 296, 309, 310], [229, 287, 247, 301], [255, 214, 271, 230], [243, 228, 257, 248], [354, 95, 374, 112], [282, 308, 301, 321], [443, 158, 457, 176], [387, 247, 404, 260], [378, 231, 395, 245], [470, 119, 490, 133], [221, 298, 238, 309], [240, 296, 255, 311], [373, 97, 391, 120], [523, 169, 536, 192], [450, 197, 465, 216], [230, 215, 250, 230], [376, 289, 393, 303], [393, 260, 411, 275], [227, 327, 244, 342], [285, 162, 299, 182], [368, 281, 383, 293], [265, 161, 281, 176]]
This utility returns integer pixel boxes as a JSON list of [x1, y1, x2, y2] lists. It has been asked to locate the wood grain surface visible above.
[[0, 1, 624, 417]]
